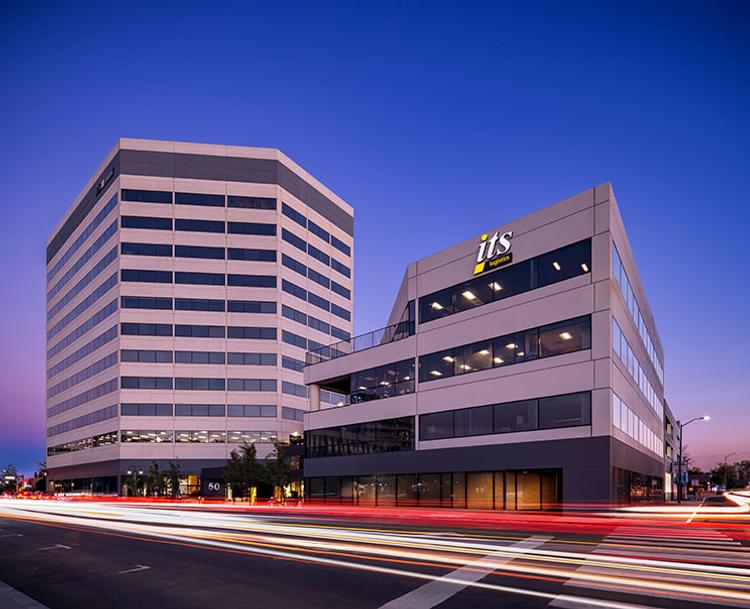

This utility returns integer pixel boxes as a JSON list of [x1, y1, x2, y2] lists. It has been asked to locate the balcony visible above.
[[306, 320, 415, 365]]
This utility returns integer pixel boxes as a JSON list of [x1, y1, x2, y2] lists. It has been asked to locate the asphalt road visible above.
[[0, 497, 748, 609]]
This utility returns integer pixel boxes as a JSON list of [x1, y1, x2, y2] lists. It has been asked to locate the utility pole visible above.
[[677, 415, 710, 504]]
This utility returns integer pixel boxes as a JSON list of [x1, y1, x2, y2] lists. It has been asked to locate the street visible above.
[[0, 495, 748, 609]]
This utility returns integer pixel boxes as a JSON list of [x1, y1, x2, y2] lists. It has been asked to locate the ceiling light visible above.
[[460, 364, 471, 370], [478, 349, 490, 355], [442, 355, 454, 363], [517, 351, 524, 356], [403, 376, 410, 381], [430, 302, 444, 310], [559, 331, 573, 340], [505, 343, 517, 349], [490, 282, 502, 291], [430, 370, 442, 377], [581, 263, 589, 272], [358, 386, 367, 390], [494, 357, 504, 364], [553, 261, 561, 271], [462, 290, 477, 301]]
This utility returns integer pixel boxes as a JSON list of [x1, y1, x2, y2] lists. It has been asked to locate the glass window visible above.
[[121, 189, 172, 204], [537, 240, 591, 287], [419, 287, 454, 323], [419, 349, 455, 382], [454, 405, 493, 437], [227, 248, 276, 262], [454, 276, 494, 313], [175, 298, 225, 312], [455, 341, 492, 375], [281, 202, 307, 228], [175, 192, 224, 207], [417, 474, 442, 508], [121, 216, 172, 230], [452, 472, 466, 509], [466, 472, 494, 510], [175, 245, 225, 259], [175, 219, 225, 233], [492, 332, 527, 366], [228, 222, 276, 236], [396, 474, 418, 507], [121, 242, 173, 257], [489, 259, 533, 300], [494, 400, 538, 433], [516, 471, 541, 510], [227, 196, 276, 209], [538, 392, 591, 429], [419, 410, 454, 440], [539, 316, 591, 358], [331, 235, 351, 257], [281, 228, 306, 251]]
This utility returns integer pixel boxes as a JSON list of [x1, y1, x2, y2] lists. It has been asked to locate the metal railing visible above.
[[306, 320, 415, 365]]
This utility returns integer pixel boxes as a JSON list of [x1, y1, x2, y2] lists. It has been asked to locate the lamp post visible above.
[[677, 415, 710, 504], [723, 452, 737, 492]]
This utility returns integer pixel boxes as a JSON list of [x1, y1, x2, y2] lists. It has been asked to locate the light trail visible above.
[[1, 499, 749, 607]]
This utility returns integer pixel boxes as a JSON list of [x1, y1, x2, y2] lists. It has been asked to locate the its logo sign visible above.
[[473, 230, 513, 275]]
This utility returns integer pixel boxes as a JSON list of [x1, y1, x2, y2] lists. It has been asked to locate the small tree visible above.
[[264, 441, 292, 504], [166, 462, 181, 497], [224, 442, 262, 502], [711, 463, 738, 489], [145, 461, 165, 497]]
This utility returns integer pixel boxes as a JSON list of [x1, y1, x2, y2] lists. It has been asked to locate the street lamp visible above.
[[677, 415, 710, 504]]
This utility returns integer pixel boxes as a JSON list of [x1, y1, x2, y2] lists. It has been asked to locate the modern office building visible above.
[[304, 183, 667, 508], [45, 139, 353, 494]]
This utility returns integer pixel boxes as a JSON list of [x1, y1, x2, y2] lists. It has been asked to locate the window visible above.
[[121, 189, 172, 204], [121, 349, 173, 363], [227, 274, 276, 288], [494, 400, 537, 433], [282, 355, 305, 372], [228, 196, 276, 209], [351, 359, 415, 403], [227, 300, 276, 313], [47, 274, 118, 339], [228, 248, 276, 262], [454, 340, 493, 375], [308, 316, 329, 334], [419, 411, 454, 440], [175, 245, 225, 259], [227, 405, 277, 417], [227, 222, 276, 236], [121, 216, 172, 231], [331, 304, 351, 322], [121, 322, 172, 336], [121, 269, 173, 284], [48, 326, 118, 379], [282, 254, 306, 276], [121, 403, 173, 416], [282, 304, 307, 325], [308, 221, 329, 243], [537, 240, 591, 287], [48, 247, 118, 320], [227, 430, 278, 444], [282, 202, 307, 228], [282, 381, 308, 398], [282, 406, 305, 421], [307, 268, 330, 289], [121, 430, 174, 443], [175, 218, 225, 233], [175, 404, 226, 416], [174, 378, 226, 391], [282, 228, 306, 252], [307, 244, 330, 266], [121, 376, 173, 390], [331, 281, 351, 299], [175, 351, 226, 365], [227, 352, 276, 366], [331, 258, 350, 278], [331, 235, 350, 257], [227, 379, 277, 392], [305, 417, 414, 458], [418, 349, 455, 382], [331, 325, 350, 340], [282, 279, 307, 300], [121, 296, 173, 310], [282, 330, 307, 349], [175, 192, 225, 207], [538, 393, 591, 429], [47, 378, 118, 417], [48, 296, 117, 356], [227, 326, 277, 340], [174, 271, 225, 286], [175, 430, 225, 443], [121, 242, 173, 257], [175, 325, 225, 338], [175, 298, 225, 312], [308, 292, 330, 312], [539, 316, 591, 357]]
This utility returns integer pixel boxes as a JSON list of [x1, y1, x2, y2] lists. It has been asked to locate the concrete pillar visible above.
[[310, 383, 321, 411]]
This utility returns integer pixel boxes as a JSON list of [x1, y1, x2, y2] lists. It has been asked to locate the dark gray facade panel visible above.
[[48, 458, 233, 480], [48, 146, 354, 264]]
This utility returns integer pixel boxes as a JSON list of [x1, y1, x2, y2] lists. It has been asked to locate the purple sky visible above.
[[1, 1, 748, 475]]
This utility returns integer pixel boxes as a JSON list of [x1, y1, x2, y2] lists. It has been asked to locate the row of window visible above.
[[121, 296, 277, 313], [48, 298, 118, 359], [612, 318, 663, 420], [122, 189, 277, 210], [282, 380, 309, 398], [306, 470, 559, 511], [612, 391, 661, 456], [282, 406, 305, 421], [419, 392, 591, 441], [47, 352, 118, 399], [281, 253, 351, 299], [282, 202, 351, 257], [122, 242, 278, 262], [120, 377, 278, 392], [418, 315, 591, 383], [122, 349, 278, 366], [612, 243, 664, 384], [281, 304, 351, 341], [47, 378, 118, 417], [48, 194, 117, 282], [281, 225, 351, 279], [48, 221, 117, 300], [419, 240, 591, 324], [47, 273, 117, 340], [121, 269, 277, 288], [48, 247, 117, 321], [47, 430, 117, 456], [46, 405, 118, 437], [350, 359, 415, 403], [305, 417, 415, 459], [282, 330, 326, 354], [120, 430, 279, 444], [120, 403, 280, 418], [121, 216, 277, 236], [120, 323, 277, 339], [282, 279, 351, 321], [47, 326, 118, 379]]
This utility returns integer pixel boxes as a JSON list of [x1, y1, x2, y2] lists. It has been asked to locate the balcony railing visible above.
[[306, 320, 415, 365]]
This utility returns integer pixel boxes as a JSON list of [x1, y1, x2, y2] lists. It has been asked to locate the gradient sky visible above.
[[1, 1, 748, 475]]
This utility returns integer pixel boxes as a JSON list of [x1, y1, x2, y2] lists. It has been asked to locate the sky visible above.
[[0, 1, 748, 475]]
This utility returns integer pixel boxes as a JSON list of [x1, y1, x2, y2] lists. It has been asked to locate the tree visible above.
[[264, 441, 292, 504], [224, 442, 262, 502], [166, 462, 181, 497], [145, 461, 165, 497], [736, 460, 750, 487], [710, 463, 738, 490], [124, 469, 144, 497]]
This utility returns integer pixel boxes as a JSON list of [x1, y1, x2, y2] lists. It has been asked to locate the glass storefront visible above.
[[306, 468, 560, 510]]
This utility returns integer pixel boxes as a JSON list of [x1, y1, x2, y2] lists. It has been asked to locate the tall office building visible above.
[[45, 139, 353, 494]]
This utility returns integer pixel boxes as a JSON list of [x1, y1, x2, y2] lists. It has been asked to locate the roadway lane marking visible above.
[[549, 596, 661, 609], [117, 564, 150, 574], [0, 533, 23, 538], [0, 581, 53, 609], [377, 535, 551, 609], [37, 544, 71, 551]]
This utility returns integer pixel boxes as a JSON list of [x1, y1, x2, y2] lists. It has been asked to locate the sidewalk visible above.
[[0, 582, 50, 609]]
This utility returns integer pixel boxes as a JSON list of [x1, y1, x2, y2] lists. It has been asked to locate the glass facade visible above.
[[305, 417, 415, 458], [350, 359, 415, 403]]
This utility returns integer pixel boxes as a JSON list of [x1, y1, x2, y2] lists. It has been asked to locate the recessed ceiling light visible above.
[[505, 343, 517, 349], [478, 349, 490, 355], [559, 331, 573, 340], [358, 386, 367, 390], [490, 282, 502, 291], [494, 357, 504, 364], [581, 263, 589, 272], [517, 351, 524, 356], [460, 364, 471, 370], [442, 355, 454, 362], [553, 261, 561, 271], [431, 302, 444, 310], [403, 376, 410, 381], [430, 370, 442, 376], [462, 290, 477, 300]]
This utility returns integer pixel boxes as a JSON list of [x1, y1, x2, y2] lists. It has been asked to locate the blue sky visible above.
[[1, 0, 748, 474]]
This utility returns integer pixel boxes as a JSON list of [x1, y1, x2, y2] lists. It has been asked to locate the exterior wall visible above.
[[45, 139, 353, 490], [305, 182, 667, 505]]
